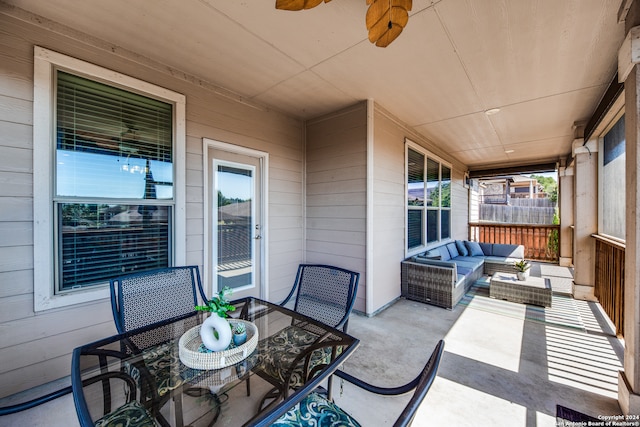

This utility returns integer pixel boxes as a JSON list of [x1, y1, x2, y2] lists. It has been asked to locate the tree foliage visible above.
[[429, 183, 451, 207], [218, 191, 247, 207], [530, 174, 557, 204]]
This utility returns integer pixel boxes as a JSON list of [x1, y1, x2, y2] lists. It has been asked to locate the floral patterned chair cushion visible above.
[[94, 400, 159, 427], [255, 325, 341, 389], [125, 342, 205, 397], [271, 392, 361, 427]]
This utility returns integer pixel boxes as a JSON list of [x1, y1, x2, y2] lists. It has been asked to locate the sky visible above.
[[57, 149, 255, 202], [56, 150, 173, 199], [216, 166, 253, 201]]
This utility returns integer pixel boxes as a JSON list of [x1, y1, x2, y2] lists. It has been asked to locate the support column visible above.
[[571, 139, 598, 301], [558, 165, 574, 267], [618, 15, 640, 414]]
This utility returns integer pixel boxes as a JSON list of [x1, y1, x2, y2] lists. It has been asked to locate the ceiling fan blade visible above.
[[375, 23, 404, 47], [367, 6, 409, 46], [276, 0, 331, 10], [276, 0, 410, 48], [366, 0, 412, 12], [366, 0, 388, 29], [366, 0, 411, 35], [394, 0, 412, 10]]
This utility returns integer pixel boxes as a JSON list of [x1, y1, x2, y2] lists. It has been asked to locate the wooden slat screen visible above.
[[594, 235, 625, 337], [468, 223, 560, 262]]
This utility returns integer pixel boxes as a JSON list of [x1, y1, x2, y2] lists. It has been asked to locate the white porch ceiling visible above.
[[6, 0, 625, 170]]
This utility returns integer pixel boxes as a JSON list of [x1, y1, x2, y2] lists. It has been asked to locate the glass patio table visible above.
[[71, 297, 359, 427]]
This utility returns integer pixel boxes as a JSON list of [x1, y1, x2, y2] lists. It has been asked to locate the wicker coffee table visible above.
[[489, 272, 552, 307]]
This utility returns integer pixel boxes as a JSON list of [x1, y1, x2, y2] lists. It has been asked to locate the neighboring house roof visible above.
[[218, 201, 251, 222]]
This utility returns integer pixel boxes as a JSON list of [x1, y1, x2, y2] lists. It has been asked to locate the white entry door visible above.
[[208, 147, 263, 300]]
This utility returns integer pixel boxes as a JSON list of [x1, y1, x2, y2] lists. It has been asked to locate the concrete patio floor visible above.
[[335, 263, 624, 426], [0, 263, 625, 426]]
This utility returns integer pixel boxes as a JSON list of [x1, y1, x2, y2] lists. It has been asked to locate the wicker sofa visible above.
[[401, 240, 525, 309]]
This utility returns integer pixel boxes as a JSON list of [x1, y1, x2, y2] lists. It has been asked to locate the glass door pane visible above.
[[215, 162, 255, 292]]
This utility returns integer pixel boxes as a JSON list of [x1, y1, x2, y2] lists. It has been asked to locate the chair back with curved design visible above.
[[281, 264, 360, 332], [256, 264, 360, 410], [0, 266, 206, 420], [272, 340, 445, 427], [390, 339, 445, 426], [108, 266, 209, 426], [110, 265, 207, 333]]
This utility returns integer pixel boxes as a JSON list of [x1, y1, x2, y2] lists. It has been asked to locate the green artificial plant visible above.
[[195, 286, 236, 318], [514, 259, 531, 272], [233, 322, 246, 334]]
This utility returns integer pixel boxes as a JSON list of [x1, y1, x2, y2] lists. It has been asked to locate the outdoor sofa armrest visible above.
[[411, 257, 457, 269], [401, 259, 458, 309]]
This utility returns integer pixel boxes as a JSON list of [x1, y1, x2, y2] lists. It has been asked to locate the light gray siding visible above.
[[369, 103, 469, 313], [0, 11, 304, 398], [0, 5, 475, 399], [451, 168, 470, 239], [370, 108, 407, 312], [302, 101, 470, 315], [305, 103, 368, 312]]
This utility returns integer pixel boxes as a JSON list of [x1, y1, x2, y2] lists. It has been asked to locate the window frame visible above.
[[33, 47, 186, 311], [597, 108, 626, 244], [405, 139, 452, 257]]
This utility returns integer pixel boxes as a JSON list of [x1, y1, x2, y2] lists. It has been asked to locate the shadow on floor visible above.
[[339, 265, 623, 426], [0, 264, 624, 427]]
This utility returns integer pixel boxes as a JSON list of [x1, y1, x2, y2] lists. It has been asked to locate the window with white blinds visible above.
[[406, 142, 452, 253], [54, 71, 174, 291]]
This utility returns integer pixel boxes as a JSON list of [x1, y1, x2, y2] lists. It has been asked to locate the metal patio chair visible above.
[[109, 265, 212, 426], [256, 264, 360, 409], [272, 339, 445, 427], [110, 265, 207, 335], [281, 264, 361, 333], [0, 266, 208, 419], [75, 370, 156, 427]]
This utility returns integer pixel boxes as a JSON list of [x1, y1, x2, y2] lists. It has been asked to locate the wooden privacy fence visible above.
[[468, 223, 559, 262], [479, 203, 555, 224], [593, 234, 625, 337]]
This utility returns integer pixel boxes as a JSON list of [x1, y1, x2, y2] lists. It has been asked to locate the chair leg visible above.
[[154, 411, 172, 427], [206, 394, 222, 427], [327, 375, 334, 401], [256, 387, 282, 413], [183, 387, 223, 427], [173, 392, 184, 427]]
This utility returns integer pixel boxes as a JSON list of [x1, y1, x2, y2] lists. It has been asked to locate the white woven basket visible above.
[[178, 319, 258, 370]]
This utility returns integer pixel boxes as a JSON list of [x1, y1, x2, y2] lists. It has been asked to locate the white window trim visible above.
[[405, 139, 453, 258], [33, 46, 186, 312], [596, 105, 626, 244]]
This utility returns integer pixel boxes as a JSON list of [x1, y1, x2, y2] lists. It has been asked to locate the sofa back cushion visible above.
[[492, 244, 524, 259], [465, 241, 485, 257], [446, 242, 459, 258], [436, 245, 452, 261], [455, 240, 469, 257], [479, 243, 493, 256]]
